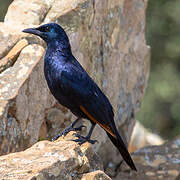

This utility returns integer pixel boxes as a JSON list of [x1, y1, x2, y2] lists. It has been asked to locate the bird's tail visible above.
[[106, 128, 137, 171]]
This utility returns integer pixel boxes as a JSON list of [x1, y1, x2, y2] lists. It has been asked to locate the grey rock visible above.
[[113, 136, 180, 180]]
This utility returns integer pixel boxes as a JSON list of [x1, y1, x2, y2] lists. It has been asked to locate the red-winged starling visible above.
[[23, 23, 137, 171]]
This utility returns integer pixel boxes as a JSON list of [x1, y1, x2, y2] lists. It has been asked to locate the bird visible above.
[[23, 23, 137, 171]]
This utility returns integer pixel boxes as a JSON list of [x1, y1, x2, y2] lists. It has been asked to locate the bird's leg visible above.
[[72, 123, 98, 145], [52, 118, 85, 141]]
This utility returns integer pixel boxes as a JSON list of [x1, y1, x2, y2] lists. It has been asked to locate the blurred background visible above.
[[0, 0, 180, 140], [138, 0, 180, 140]]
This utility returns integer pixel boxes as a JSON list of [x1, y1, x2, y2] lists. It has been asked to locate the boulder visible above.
[[0, 131, 110, 180], [113, 136, 180, 180], [0, 0, 150, 167]]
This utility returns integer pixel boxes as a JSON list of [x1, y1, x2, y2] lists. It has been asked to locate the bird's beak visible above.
[[22, 28, 42, 37]]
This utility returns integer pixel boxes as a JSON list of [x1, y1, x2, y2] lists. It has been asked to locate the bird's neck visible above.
[[47, 39, 72, 55], [45, 40, 73, 66]]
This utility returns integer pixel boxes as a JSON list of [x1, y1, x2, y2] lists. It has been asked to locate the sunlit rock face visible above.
[[0, 131, 110, 180], [0, 0, 150, 166]]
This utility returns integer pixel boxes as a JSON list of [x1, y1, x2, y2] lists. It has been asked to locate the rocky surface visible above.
[[0, 0, 150, 167], [0, 131, 179, 180], [129, 121, 164, 153], [0, 131, 110, 180], [82, 171, 111, 180], [110, 136, 180, 180]]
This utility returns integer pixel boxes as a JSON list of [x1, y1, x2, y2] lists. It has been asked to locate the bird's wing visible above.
[[61, 69, 137, 171], [61, 70, 116, 137]]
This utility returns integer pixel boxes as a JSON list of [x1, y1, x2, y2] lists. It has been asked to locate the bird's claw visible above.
[[72, 134, 98, 145], [52, 125, 86, 141]]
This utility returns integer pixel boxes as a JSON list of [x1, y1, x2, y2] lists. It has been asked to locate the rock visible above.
[[0, 23, 22, 59], [0, 131, 111, 180], [0, 44, 50, 154], [113, 136, 180, 180], [4, 0, 52, 25], [0, 39, 29, 73], [82, 170, 112, 180], [0, 0, 150, 167], [129, 121, 164, 153], [1, 132, 178, 180]]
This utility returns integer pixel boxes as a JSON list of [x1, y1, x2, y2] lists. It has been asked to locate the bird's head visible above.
[[23, 23, 69, 44]]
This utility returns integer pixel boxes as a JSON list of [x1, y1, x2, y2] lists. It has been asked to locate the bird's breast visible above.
[[44, 59, 71, 107]]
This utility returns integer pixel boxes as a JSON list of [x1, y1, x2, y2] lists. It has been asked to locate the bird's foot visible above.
[[52, 125, 85, 141], [72, 134, 98, 145]]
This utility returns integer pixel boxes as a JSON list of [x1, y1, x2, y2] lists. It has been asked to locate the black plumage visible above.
[[23, 23, 137, 171]]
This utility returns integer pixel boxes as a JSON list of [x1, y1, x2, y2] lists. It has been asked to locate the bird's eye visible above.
[[44, 26, 50, 32]]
